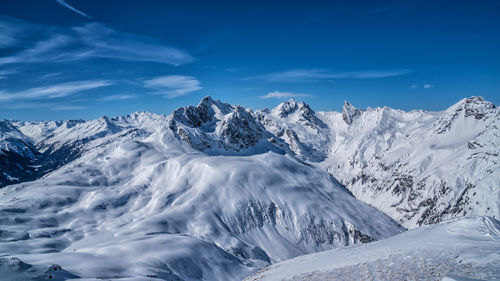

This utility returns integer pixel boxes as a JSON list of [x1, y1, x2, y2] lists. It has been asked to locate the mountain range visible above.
[[0, 96, 498, 280]]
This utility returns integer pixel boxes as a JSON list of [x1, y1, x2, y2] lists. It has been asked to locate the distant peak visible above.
[[342, 101, 362, 125], [273, 99, 299, 117], [343, 101, 358, 110], [446, 96, 496, 119], [434, 96, 496, 133], [467, 96, 485, 102], [453, 96, 491, 107], [198, 95, 215, 106], [0, 120, 20, 134]]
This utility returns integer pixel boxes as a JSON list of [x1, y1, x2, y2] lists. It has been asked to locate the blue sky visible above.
[[0, 0, 499, 120]]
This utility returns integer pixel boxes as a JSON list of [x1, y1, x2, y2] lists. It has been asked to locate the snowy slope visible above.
[[259, 96, 499, 228], [0, 117, 403, 280], [244, 216, 500, 281], [0, 96, 498, 280], [0, 120, 39, 186], [0, 112, 169, 188]]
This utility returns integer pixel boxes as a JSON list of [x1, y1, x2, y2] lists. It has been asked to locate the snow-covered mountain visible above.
[[244, 216, 500, 281], [0, 120, 39, 187], [257, 96, 499, 228], [0, 99, 403, 280], [0, 96, 498, 280]]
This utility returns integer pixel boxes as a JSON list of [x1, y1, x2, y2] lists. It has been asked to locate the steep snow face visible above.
[[0, 121, 39, 187], [0, 120, 36, 158], [256, 100, 328, 162], [319, 97, 499, 228], [258, 97, 499, 228], [245, 216, 500, 281], [0, 124, 403, 280]]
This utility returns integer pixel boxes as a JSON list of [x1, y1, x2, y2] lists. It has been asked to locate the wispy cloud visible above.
[[0, 70, 16, 79], [99, 94, 139, 101], [261, 91, 310, 99], [50, 105, 87, 111], [55, 0, 91, 19], [411, 84, 433, 89], [0, 19, 22, 48], [0, 18, 193, 66], [144, 75, 202, 98], [0, 80, 112, 101], [244, 69, 411, 82]]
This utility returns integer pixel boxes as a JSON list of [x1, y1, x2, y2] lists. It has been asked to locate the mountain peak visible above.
[[273, 99, 299, 118], [461, 96, 496, 119], [198, 95, 215, 106], [434, 96, 496, 134], [342, 101, 362, 125], [446, 96, 496, 119]]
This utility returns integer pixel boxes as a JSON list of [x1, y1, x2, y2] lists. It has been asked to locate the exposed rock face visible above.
[[171, 97, 218, 128], [167, 96, 277, 152], [434, 96, 497, 133], [342, 101, 363, 125], [275, 99, 299, 118], [216, 106, 267, 150]]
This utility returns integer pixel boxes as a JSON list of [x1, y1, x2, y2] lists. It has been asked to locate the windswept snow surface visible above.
[[244, 216, 500, 281], [0, 116, 402, 280], [0, 96, 498, 280]]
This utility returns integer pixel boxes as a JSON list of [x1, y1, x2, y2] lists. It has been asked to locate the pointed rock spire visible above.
[[342, 101, 362, 125]]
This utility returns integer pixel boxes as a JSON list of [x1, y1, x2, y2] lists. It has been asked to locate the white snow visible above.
[[244, 216, 500, 281], [0, 115, 402, 280], [259, 96, 500, 228], [0, 96, 498, 280]]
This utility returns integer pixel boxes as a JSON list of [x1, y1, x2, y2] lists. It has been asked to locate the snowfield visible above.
[[0, 96, 498, 280], [0, 113, 402, 280], [244, 216, 500, 281]]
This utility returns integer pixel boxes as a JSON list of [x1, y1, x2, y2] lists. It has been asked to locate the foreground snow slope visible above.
[[244, 216, 500, 281], [0, 123, 402, 280]]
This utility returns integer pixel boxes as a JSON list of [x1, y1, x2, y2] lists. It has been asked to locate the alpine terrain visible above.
[[0, 96, 498, 281]]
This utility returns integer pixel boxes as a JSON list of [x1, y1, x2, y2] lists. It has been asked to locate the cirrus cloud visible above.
[[261, 91, 310, 99], [244, 69, 411, 82], [99, 94, 139, 102], [50, 105, 87, 111], [55, 0, 91, 19], [0, 80, 112, 101], [144, 75, 202, 98], [0, 17, 194, 66]]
